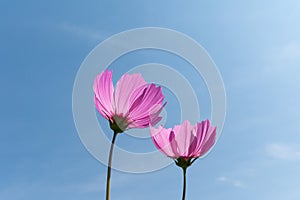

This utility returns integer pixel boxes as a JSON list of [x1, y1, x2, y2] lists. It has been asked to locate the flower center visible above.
[[175, 157, 192, 169], [109, 115, 130, 133]]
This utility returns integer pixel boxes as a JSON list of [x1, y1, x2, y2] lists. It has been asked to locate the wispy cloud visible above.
[[71, 173, 133, 194], [72, 176, 103, 193], [281, 41, 300, 61], [0, 174, 133, 200], [265, 143, 300, 161], [230, 40, 300, 90], [216, 176, 246, 189], [59, 22, 110, 42], [263, 41, 300, 75]]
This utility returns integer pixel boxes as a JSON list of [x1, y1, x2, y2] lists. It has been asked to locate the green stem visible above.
[[106, 131, 118, 200], [182, 167, 187, 200]]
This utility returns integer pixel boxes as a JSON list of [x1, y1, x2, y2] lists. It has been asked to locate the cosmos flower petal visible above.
[[151, 120, 216, 161], [187, 131, 198, 157], [114, 73, 146, 116], [129, 84, 165, 128], [194, 120, 209, 154], [199, 126, 217, 155], [173, 120, 194, 157], [93, 70, 115, 120], [150, 126, 176, 157], [169, 131, 180, 158], [94, 70, 165, 131]]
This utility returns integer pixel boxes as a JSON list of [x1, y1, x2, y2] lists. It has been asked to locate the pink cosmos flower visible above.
[[94, 70, 165, 132], [150, 120, 216, 165], [151, 120, 216, 200]]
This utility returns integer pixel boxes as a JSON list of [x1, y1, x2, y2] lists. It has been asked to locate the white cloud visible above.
[[265, 143, 300, 161], [216, 176, 228, 182], [281, 41, 300, 61], [216, 176, 246, 189]]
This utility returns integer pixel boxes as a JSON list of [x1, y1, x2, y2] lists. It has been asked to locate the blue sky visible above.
[[1, 0, 300, 199]]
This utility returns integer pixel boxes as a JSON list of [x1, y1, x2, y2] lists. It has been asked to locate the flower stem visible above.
[[106, 131, 118, 200], [182, 167, 187, 200]]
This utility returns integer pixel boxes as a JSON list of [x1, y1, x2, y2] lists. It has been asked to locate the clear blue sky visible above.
[[1, 0, 300, 199]]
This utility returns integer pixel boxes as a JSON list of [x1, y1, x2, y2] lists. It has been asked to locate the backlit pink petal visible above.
[[150, 126, 176, 157], [93, 70, 115, 120], [198, 126, 216, 156], [128, 84, 165, 128], [151, 119, 216, 161], [194, 120, 216, 156], [94, 96, 109, 120], [187, 127, 198, 157], [150, 126, 167, 145], [148, 103, 166, 125], [114, 73, 146, 116], [94, 70, 165, 132], [194, 120, 210, 155], [169, 131, 180, 158], [174, 120, 194, 157]]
